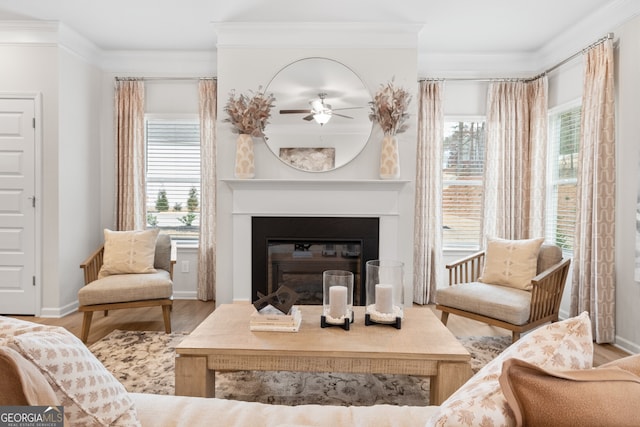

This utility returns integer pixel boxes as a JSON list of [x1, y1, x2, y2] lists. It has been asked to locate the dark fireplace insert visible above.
[[251, 217, 380, 306]]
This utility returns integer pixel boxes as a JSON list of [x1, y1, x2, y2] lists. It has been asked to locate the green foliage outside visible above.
[[146, 213, 158, 227], [155, 189, 170, 212], [173, 202, 182, 212], [178, 212, 197, 227], [187, 187, 199, 212]]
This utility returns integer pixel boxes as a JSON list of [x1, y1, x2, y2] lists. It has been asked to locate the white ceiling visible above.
[[0, 0, 635, 57]]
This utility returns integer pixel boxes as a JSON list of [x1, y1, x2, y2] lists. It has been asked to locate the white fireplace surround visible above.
[[223, 179, 410, 303]]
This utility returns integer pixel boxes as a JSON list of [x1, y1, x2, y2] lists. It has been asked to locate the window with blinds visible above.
[[546, 104, 580, 253], [145, 117, 200, 239], [442, 120, 486, 249]]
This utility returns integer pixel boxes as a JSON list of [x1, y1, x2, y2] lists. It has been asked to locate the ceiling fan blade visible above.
[[331, 106, 364, 111], [332, 113, 354, 119], [280, 109, 311, 114], [303, 114, 315, 121]]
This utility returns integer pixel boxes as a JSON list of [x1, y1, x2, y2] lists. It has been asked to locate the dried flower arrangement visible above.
[[369, 80, 412, 136], [224, 87, 276, 137]]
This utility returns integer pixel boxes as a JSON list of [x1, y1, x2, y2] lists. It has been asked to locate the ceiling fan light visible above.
[[313, 112, 332, 125]]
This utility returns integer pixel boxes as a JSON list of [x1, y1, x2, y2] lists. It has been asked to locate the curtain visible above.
[[570, 39, 616, 343], [197, 79, 217, 301], [483, 77, 547, 242], [115, 79, 146, 231], [413, 81, 444, 304]]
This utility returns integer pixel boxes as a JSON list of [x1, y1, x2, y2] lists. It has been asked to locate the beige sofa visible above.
[[1, 313, 638, 427]]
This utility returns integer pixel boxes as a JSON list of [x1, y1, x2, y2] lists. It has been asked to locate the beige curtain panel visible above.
[[197, 79, 217, 301], [570, 39, 616, 343], [413, 81, 444, 304], [115, 79, 146, 231], [483, 77, 547, 242]]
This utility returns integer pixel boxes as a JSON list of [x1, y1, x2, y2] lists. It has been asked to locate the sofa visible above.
[[1, 313, 638, 427]]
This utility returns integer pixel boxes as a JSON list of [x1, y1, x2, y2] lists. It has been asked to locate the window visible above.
[[145, 116, 200, 240], [546, 103, 580, 254], [442, 119, 486, 249]]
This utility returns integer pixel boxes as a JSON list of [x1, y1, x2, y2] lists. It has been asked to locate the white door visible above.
[[0, 98, 36, 314]]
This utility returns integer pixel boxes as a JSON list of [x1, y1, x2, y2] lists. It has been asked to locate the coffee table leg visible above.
[[175, 355, 215, 397], [430, 362, 472, 405]]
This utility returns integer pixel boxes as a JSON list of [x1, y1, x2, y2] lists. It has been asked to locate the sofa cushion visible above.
[[479, 237, 544, 290], [0, 345, 60, 406], [9, 329, 141, 427], [0, 315, 59, 341], [426, 311, 593, 427], [78, 270, 172, 306], [130, 393, 439, 427], [99, 228, 159, 279], [435, 282, 531, 325], [499, 357, 640, 427]]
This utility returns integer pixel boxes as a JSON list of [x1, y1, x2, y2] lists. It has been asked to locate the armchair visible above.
[[78, 232, 176, 343], [435, 242, 571, 342]]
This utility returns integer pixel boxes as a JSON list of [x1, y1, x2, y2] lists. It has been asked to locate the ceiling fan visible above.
[[279, 93, 360, 125]]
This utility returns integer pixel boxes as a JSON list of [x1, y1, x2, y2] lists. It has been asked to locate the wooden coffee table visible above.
[[175, 304, 471, 405]]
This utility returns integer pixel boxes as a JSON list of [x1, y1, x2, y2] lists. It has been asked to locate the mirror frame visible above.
[[264, 57, 373, 172]]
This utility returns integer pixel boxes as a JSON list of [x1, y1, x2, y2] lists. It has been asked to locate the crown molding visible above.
[[214, 22, 424, 49], [0, 20, 58, 45]]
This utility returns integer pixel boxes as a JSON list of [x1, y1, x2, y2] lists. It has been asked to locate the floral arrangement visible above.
[[369, 80, 411, 136], [224, 87, 276, 137]]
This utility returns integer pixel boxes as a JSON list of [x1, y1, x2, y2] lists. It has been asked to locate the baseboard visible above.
[[173, 291, 198, 300], [40, 300, 78, 318]]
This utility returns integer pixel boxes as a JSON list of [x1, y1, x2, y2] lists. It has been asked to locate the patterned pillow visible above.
[[9, 329, 141, 427], [479, 237, 545, 290], [98, 228, 159, 279], [427, 311, 593, 427]]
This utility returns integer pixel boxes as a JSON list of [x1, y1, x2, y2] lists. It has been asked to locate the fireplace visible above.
[[252, 217, 379, 305]]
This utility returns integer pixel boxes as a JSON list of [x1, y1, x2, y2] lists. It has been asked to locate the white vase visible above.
[[379, 134, 400, 179], [234, 134, 255, 179]]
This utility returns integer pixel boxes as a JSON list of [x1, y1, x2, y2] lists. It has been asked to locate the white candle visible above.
[[329, 286, 348, 319], [375, 284, 394, 314]]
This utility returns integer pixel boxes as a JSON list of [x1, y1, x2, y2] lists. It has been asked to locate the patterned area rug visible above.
[[89, 330, 511, 406]]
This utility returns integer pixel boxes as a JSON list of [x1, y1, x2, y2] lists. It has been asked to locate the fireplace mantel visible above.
[[222, 179, 410, 191], [224, 178, 411, 303]]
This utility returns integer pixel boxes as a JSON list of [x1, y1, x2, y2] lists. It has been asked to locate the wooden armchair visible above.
[[435, 244, 571, 342], [78, 233, 176, 343]]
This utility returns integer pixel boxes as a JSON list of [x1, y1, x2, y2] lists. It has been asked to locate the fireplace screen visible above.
[[252, 217, 379, 307], [267, 241, 362, 305]]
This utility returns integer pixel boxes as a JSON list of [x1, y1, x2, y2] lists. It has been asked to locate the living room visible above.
[[0, 1, 639, 354]]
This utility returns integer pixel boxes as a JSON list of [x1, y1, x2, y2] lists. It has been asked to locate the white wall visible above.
[[215, 36, 418, 304]]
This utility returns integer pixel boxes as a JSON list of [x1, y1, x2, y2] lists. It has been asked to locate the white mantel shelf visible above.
[[222, 179, 411, 191]]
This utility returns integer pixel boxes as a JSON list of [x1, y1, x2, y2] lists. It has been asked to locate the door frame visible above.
[[1, 92, 43, 316]]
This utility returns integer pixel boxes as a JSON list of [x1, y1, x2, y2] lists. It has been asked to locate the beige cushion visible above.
[[435, 282, 531, 325], [0, 345, 60, 407], [479, 236, 545, 290], [98, 228, 159, 279], [154, 233, 172, 272], [78, 270, 172, 306], [9, 329, 141, 426], [536, 244, 563, 273], [1, 315, 59, 339], [427, 311, 594, 427], [500, 357, 640, 427]]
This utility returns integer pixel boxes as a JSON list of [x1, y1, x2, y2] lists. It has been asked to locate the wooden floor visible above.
[[8, 300, 630, 366]]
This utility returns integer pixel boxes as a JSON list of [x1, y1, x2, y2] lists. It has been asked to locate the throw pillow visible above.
[[499, 358, 640, 427], [98, 228, 159, 279], [426, 311, 593, 427], [9, 329, 141, 427], [1, 315, 58, 340], [0, 346, 60, 406], [479, 236, 545, 290]]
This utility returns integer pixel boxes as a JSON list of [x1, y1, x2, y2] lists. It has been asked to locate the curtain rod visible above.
[[419, 32, 614, 83], [115, 76, 216, 82]]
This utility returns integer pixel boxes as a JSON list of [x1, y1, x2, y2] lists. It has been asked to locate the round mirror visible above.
[[265, 57, 372, 172]]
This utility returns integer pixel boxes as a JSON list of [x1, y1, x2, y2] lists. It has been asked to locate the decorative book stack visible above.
[[249, 305, 302, 332]]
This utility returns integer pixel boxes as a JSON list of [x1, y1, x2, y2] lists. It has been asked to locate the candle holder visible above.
[[321, 270, 354, 331], [365, 260, 404, 329]]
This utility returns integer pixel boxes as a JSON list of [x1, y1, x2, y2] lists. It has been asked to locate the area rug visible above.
[[89, 330, 511, 406]]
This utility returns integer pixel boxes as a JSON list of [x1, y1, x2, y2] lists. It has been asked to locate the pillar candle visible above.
[[375, 284, 394, 314], [329, 285, 348, 319]]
